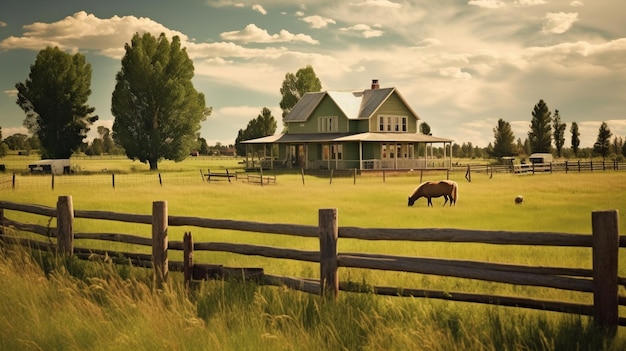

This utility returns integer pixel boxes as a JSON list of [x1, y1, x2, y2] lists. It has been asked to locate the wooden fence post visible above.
[[592, 210, 619, 333], [319, 208, 338, 299], [112, 173, 115, 189], [183, 231, 193, 289], [56, 195, 74, 255], [152, 201, 168, 288]]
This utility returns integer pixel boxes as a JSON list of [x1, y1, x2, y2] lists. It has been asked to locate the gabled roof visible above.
[[283, 87, 420, 123]]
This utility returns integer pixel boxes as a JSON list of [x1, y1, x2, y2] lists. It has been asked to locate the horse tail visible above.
[[452, 182, 458, 205]]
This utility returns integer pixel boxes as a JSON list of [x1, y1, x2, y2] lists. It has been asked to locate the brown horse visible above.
[[408, 180, 458, 207]]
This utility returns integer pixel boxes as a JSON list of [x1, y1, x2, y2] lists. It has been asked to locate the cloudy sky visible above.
[[0, 0, 624, 148]]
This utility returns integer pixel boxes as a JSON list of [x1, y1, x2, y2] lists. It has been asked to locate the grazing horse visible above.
[[408, 180, 458, 207]]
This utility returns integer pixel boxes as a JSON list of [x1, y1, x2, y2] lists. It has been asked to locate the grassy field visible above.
[[1, 155, 625, 350]]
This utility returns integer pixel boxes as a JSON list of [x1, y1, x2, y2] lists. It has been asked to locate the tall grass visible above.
[[1, 156, 625, 349], [0, 245, 622, 350]]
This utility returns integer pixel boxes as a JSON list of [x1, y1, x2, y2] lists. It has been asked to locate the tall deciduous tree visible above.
[[528, 99, 552, 154], [570, 122, 580, 157], [491, 118, 516, 158], [235, 107, 277, 156], [552, 109, 566, 157], [112, 33, 210, 170], [593, 122, 612, 159], [279, 65, 322, 119], [15, 47, 98, 159]]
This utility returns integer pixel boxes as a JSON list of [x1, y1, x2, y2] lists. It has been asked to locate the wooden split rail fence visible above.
[[0, 196, 623, 333]]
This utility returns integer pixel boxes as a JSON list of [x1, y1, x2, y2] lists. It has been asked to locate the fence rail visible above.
[[0, 197, 623, 333]]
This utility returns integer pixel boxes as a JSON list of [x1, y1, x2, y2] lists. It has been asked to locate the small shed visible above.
[[28, 159, 71, 175], [528, 153, 553, 164]]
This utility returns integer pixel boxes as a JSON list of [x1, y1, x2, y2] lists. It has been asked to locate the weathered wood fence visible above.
[[457, 160, 626, 176], [0, 196, 624, 332]]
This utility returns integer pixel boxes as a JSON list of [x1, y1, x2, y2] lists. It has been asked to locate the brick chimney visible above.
[[371, 79, 379, 89]]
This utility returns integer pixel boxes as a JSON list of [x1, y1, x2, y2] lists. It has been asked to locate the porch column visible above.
[[430, 143, 435, 168], [245, 144, 249, 168], [394, 143, 398, 170], [305, 144, 309, 170], [359, 142, 363, 170], [270, 143, 274, 170]]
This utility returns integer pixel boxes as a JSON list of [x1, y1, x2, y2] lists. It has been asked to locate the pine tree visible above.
[[552, 110, 566, 157], [570, 122, 580, 157], [528, 99, 552, 153], [593, 122, 612, 159], [491, 118, 516, 158]]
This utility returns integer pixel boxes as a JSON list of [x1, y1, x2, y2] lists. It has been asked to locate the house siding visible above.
[[368, 93, 418, 133]]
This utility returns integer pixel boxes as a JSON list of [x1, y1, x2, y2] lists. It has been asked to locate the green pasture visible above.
[[1, 155, 626, 350]]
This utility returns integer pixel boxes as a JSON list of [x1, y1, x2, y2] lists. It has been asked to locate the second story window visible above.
[[378, 115, 408, 133], [319, 116, 338, 132]]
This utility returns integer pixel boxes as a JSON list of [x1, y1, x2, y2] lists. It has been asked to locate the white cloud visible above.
[[542, 12, 579, 34], [339, 24, 384, 38], [220, 24, 319, 44], [569, 1, 584, 6], [0, 21, 7, 27], [3, 89, 17, 98], [252, 4, 267, 15], [514, 0, 546, 6], [1, 126, 30, 138], [350, 0, 401, 9], [0, 11, 187, 58], [439, 67, 472, 80], [301, 15, 336, 29], [415, 38, 443, 48], [207, 0, 244, 8], [468, 0, 506, 9]]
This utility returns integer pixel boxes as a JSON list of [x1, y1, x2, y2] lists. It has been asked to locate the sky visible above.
[[0, 0, 624, 149]]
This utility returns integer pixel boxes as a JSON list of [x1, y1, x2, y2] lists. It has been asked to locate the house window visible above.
[[383, 143, 414, 159], [319, 116, 338, 132], [323, 144, 343, 160], [378, 115, 408, 133]]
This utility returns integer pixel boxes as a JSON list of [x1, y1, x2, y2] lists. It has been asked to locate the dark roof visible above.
[[283, 92, 326, 123], [283, 87, 420, 123]]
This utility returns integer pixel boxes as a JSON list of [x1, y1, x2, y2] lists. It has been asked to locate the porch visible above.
[[241, 132, 454, 171]]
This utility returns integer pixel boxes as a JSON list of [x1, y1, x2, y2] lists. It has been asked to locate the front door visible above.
[[289, 145, 306, 167]]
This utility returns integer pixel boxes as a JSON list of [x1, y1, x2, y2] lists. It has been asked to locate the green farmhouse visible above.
[[243, 79, 453, 171]]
